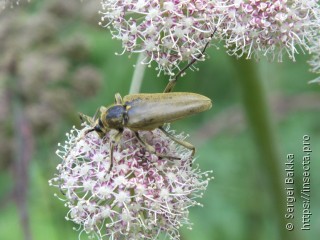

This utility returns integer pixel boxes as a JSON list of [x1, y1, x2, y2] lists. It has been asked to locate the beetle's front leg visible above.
[[79, 112, 94, 125], [134, 131, 180, 160], [108, 130, 123, 172], [114, 93, 123, 104]]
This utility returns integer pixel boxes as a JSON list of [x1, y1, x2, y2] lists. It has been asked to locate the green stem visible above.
[[232, 59, 295, 240], [129, 53, 146, 94], [8, 58, 33, 240]]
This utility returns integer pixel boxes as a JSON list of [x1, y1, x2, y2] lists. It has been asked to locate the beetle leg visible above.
[[164, 28, 217, 93], [79, 112, 94, 125], [109, 142, 114, 172], [79, 106, 101, 124], [108, 130, 123, 172], [92, 107, 101, 121], [158, 126, 195, 166], [134, 131, 180, 160], [100, 106, 108, 115], [114, 93, 123, 104]]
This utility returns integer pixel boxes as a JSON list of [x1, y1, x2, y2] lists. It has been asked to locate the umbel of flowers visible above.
[[216, 0, 320, 61], [49, 123, 213, 240], [100, 0, 320, 79], [308, 35, 320, 83], [99, 0, 219, 76]]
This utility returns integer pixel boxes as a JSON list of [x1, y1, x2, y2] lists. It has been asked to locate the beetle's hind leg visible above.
[[134, 131, 180, 161], [158, 126, 195, 166]]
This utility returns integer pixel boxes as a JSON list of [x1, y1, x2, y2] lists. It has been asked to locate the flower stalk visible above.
[[232, 58, 296, 240], [129, 53, 147, 94]]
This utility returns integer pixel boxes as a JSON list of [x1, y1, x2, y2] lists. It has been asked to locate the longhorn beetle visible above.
[[80, 29, 216, 171]]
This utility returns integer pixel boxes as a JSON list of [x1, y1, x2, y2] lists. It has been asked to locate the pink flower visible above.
[[49, 123, 213, 239], [0, 0, 29, 10], [99, 0, 220, 76], [215, 0, 320, 61], [308, 36, 320, 83]]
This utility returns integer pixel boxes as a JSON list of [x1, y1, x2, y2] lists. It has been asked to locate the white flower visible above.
[[49, 123, 213, 240], [99, 0, 221, 76], [215, 0, 320, 61], [0, 0, 29, 11], [308, 35, 320, 83]]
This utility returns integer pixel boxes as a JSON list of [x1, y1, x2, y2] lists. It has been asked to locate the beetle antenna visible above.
[[85, 128, 95, 135], [79, 114, 84, 123], [92, 107, 100, 121], [164, 27, 217, 93]]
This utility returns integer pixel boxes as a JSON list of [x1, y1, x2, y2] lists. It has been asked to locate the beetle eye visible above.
[[98, 119, 104, 128], [94, 125, 103, 133]]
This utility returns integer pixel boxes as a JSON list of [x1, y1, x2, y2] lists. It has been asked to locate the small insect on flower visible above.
[[80, 91, 212, 171], [50, 27, 215, 239], [77, 29, 216, 172]]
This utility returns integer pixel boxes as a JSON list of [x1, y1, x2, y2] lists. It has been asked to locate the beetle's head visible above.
[[85, 104, 126, 138], [85, 118, 109, 138]]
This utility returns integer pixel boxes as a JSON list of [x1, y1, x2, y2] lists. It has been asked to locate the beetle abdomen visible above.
[[123, 92, 212, 130]]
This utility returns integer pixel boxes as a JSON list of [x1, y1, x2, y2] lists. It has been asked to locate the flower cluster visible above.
[[49, 123, 213, 239], [0, 0, 28, 11], [308, 36, 320, 83], [99, 0, 320, 76], [99, 0, 220, 76], [0, 0, 102, 139], [215, 0, 320, 61]]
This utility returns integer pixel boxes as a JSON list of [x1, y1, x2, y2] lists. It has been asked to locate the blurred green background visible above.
[[0, 1, 319, 240]]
